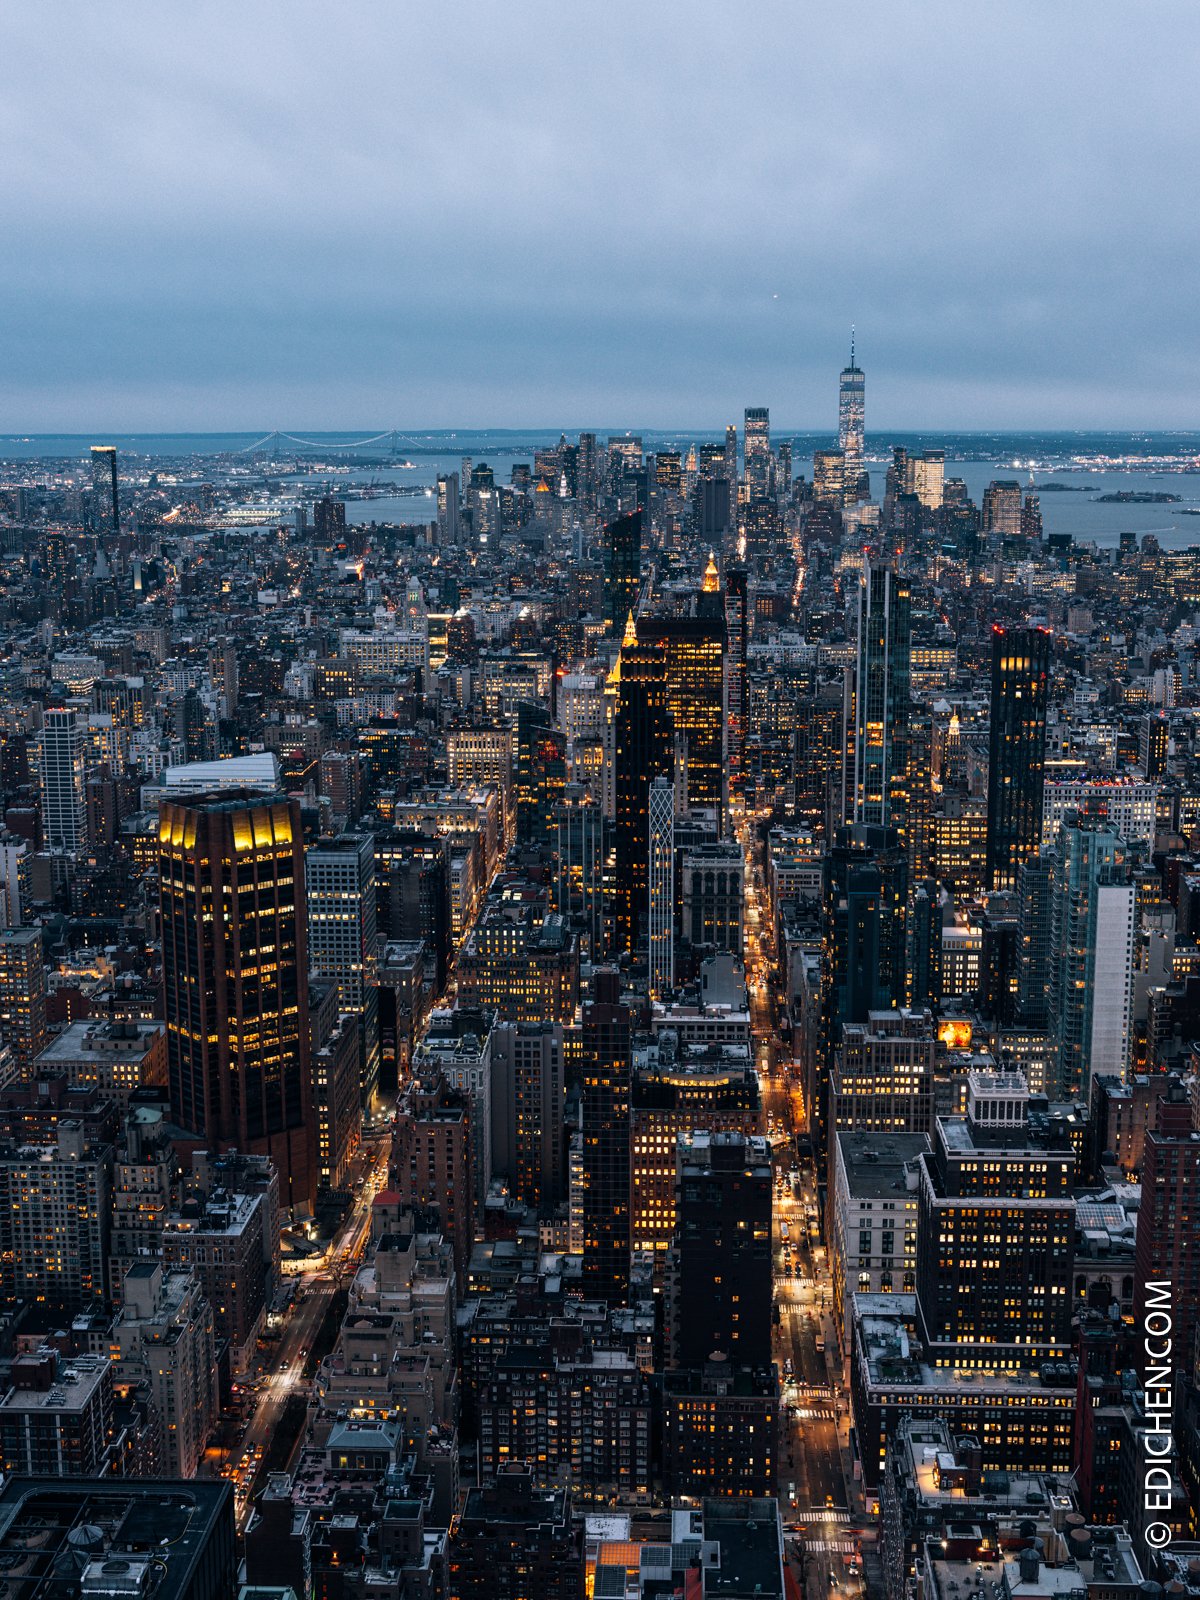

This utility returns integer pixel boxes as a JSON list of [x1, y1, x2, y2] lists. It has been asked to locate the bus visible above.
[[780, 1222, 789, 1241]]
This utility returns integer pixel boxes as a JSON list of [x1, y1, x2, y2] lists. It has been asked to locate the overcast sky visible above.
[[2, 1, 1195, 432]]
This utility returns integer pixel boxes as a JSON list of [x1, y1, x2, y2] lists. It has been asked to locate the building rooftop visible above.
[[0, 1477, 234, 1600]]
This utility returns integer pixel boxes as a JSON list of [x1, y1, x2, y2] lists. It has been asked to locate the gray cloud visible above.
[[1, 0, 1196, 430]]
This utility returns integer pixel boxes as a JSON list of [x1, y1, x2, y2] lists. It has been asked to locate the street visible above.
[[738, 807, 869, 1600]]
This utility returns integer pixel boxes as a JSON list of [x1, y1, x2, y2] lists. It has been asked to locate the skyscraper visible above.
[[613, 627, 673, 957], [39, 706, 87, 856], [1133, 1079, 1200, 1377], [515, 700, 567, 848], [436, 472, 461, 542], [158, 791, 316, 1210], [849, 557, 911, 834], [743, 406, 770, 494], [636, 610, 726, 826], [816, 825, 908, 1163], [668, 1130, 772, 1369], [723, 566, 748, 799], [985, 625, 1051, 891], [647, 776, 675, 999], [603, 508, 642, 633], [90, 445, 119, 541], [838, 337, 866, 498], [580, 993, 632, 1305], [305, 831, 380, 1107], [1047, 821, 1135, 1099], [812, 448, 846, 508]]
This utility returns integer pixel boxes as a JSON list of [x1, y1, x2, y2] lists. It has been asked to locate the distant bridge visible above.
[[237, 430, 421, 456]]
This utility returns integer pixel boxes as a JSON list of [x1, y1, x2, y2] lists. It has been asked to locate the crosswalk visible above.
[[794, 1539, 857, 1554], [791, 1508, 850, 1523], [789, 1405, 836, 1420]]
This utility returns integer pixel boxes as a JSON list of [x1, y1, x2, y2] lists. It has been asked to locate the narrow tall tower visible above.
[[849, 558, 911, 835], [985, 625, 1050, 890], [838, 333, 866, 500], [648, 777, 675, 999]]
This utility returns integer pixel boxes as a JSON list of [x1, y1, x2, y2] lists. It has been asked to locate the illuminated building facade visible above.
[[838, 343, 866, 496], [743, 407, 771, 495], [629, 1052, 759, 1261], [636, 611, 726, 826], [90, 444, 119, 541], [985, 625, 1050, 890], [158, 790, 316, 1210], [915, 1073, 1075, 1366]]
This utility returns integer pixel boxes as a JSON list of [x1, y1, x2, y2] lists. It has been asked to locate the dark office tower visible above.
[[907, 878, 943, 1006], [158, 791, 316, 1210], [794, 681, 843, 831], [669, 1131, 772, 1369], [603, 508, 642, 633], [1016, 853, 1055, 1027], [724, 422, 737, 487], [838, 335, 866, 498], [696, 475, 732, 545], [613, 635, 673, 957], [90, 445, 119, 541], [743, 406, 770, 493], [1140, 712, 1169, 778], [849, 558, 911, 834], [724, 567, 749, 797], [313, 496, 347, 547], [580, 997, 632, 1305], [449, 1470, 583, 1600], [985, 625, 1050, 891], [636, 611, 726, 826], [375, 831, 452, 989], [882, 444, 909, 528], [816, 824, 907, 1161], [515, 701, 566, 848], [1133, 1079, 1200, 1376], [577, 431, 598, 504]]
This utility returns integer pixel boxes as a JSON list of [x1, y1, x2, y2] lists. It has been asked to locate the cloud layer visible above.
[[2, 0, 1195, 430]]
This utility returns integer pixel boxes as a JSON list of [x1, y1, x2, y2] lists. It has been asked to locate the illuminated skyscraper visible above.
[[636, 609, 726, 827], [837, 336, 865, 497], [723, 566, 748, 797], [603, 508, 642, 633], [647, 777, 675, 999], [985, 625, 1050, 891], [158, 790, 316, 1210], [849, 558, 911, 834], [90, 445, 119, 541], [813, 448, 846, 508], [743, 407, 770, 494]]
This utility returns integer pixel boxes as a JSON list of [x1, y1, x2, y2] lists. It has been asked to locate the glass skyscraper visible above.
[[985, 624, 1050, 890]]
